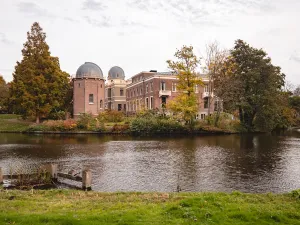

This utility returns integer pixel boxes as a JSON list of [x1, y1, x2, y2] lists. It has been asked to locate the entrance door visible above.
[[161, 97, 167, 108]]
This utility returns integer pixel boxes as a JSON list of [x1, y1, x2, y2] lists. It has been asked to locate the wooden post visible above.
[[82, 169, 92, 191], [0, 167, 3, 184], [39, 164, 58, 181]]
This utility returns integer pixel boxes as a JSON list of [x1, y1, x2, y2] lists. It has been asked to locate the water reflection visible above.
[[0, 131, 299, 193]]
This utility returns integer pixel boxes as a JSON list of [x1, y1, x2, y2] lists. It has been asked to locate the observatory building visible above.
[[73, 62, 105, 118], [104, 66, 127, 111]]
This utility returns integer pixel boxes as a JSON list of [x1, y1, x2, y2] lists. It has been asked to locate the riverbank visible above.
[[0, 114, 238, 135], [0, 189, 300, 224]]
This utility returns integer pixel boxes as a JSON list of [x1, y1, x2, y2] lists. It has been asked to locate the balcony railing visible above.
[[159, 90, 171, 97]]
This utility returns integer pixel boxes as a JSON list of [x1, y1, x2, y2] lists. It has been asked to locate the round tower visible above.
[[73, 62, 105, 118]]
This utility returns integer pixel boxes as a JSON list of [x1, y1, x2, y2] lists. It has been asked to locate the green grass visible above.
[[0, 114, 32, 132], [0, 189, 300, 224]]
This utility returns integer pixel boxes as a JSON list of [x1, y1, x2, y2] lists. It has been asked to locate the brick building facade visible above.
[[73, 62, 105, 118], [126, 71, 217, 119], [73, 63, 220, 120]]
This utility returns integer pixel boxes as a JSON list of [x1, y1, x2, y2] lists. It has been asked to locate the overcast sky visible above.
[[0, 0, 299, 85]]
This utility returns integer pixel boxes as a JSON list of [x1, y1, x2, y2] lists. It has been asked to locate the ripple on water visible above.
[[0, 133, 300, 193]]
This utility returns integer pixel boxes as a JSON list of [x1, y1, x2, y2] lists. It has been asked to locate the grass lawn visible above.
[[0, 189, 300, 224], [0, 114, 32, 132]]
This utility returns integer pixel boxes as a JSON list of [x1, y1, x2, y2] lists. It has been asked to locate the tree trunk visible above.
[[214, 108, 221, 127], [243, 112, 255, 131], [239, 107, 243, 123], [36, 112, 40, 124]]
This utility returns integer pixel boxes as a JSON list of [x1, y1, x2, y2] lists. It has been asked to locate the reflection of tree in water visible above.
[[176, 138, 198, 192], [221, 134, 287, 191], [0, 134, 119, 160]]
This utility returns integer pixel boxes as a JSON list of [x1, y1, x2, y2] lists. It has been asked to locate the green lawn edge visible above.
[[1, 189, 300, 225]]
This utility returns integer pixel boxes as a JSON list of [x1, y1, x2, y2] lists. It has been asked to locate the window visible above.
[[146, 97, 149, 109], [204, 97, 209, 108], [150, 97, 153, 109], [100, 100, 103, 108], [120, 89, 124, 96], [161, 81, 166, 91], [146, 84, 148, 93], [118, 104, 122, 111], [204, 85, 209, 92], [150, 82, 153, 92], [89, 94, 94, 103], [100, 84, 103, 88], [201, 114, 206, 120], [172, 82, 177, 92], [78, 83, 81, 88]]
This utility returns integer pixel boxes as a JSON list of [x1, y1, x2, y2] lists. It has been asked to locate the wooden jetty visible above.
[[0, 164, 92, 191]]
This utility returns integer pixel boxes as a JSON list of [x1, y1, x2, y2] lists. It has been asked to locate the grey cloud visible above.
[[121, 19, 154, 29], [63, 17, 79, 23], [127, 0, 277, 28], [82, 0, 107, 11], [84, 16, 112, 28], [127, 0, 221, 27], [0, 33, 13, 45], [84, 15, 153, 30], [18, 2, 53, 17], [290, 52, 300, 63]]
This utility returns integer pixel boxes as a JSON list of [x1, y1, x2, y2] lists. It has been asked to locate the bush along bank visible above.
[[0, 111, 243, 135], [1, 189, 300, 225]]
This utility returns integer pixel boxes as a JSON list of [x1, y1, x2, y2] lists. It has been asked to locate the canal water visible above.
[[0, 130, 299, 193]]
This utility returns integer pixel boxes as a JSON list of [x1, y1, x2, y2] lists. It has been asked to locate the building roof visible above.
[[108, 66, 125, 80], [76, 62, 104, 79]]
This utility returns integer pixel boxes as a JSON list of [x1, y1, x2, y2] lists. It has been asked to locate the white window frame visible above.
[[89, 94, 94, 104], [172, 82, 177, 92]]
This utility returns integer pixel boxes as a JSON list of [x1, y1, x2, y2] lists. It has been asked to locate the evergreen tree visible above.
[[167, 46, 203, 124], [0, 75, 9, 113], [216, 40, 285, 131], [10, 22, 70, 123]]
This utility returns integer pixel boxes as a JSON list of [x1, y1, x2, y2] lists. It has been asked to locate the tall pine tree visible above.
[[10, 22, 70, 123], [0, 75, 9, 113]]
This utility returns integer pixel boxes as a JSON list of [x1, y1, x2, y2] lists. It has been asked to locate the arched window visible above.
[[100, 100, 103, 109]]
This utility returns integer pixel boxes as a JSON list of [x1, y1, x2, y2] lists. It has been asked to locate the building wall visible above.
[[73, 78, 105, 118], [126, 71, 218, 119], [105, 79, 127, 111]]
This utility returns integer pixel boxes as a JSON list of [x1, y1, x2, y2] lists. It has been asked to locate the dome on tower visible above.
[[108, 66, 125, 80], [76, 62, 104, 79]]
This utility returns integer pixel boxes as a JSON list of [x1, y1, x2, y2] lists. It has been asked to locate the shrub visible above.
[[130, 115, 185, 135], [27, 119, 78, 131], [43, 120, 64, 131], [97, 110, 124, 123], [193, 112, 245, 133], [111, 124, 130, 133], [76, 113, 94, 130], [48, 110, 66, 120], [26, 124, 49, 132], [62, 119, 77, 131]]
